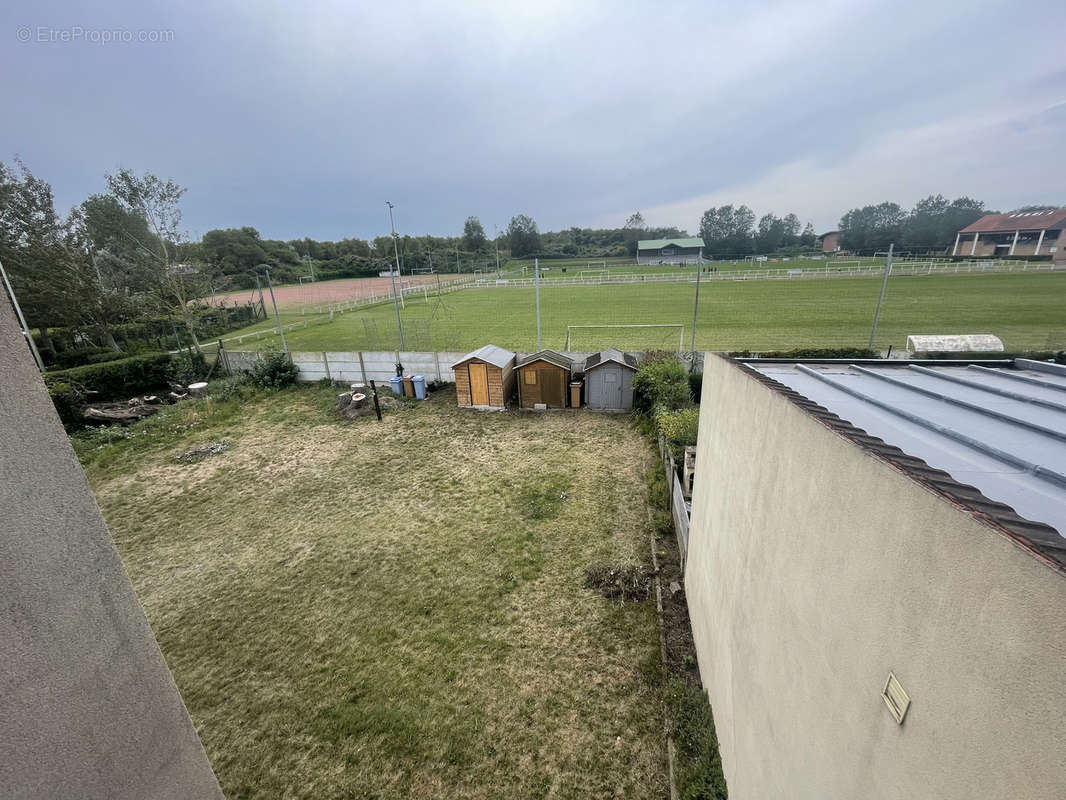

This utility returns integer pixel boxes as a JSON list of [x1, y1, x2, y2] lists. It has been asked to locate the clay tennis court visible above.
[[206, 274, 470, 310]]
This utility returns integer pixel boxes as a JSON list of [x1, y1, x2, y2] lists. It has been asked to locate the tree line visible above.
[[2, 153, 1037, 366]]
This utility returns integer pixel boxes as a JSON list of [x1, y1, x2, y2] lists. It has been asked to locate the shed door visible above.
[[538, 368, 563, 407], [602, 366, 623, 408], [469, 363, 489, 405]]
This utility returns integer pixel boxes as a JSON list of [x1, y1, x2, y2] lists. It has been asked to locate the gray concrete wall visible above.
[[0, 299, 223, 799], [686, 354, 1066, 800]]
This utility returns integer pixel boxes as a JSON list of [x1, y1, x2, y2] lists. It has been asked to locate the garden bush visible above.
[[633, 354, 691, 413], [655, 407, 700, 459], [172, 349, 209, 385], [249, 349, 300, 389], [46, 352, 174, 399], [48, 381, 83, 428]]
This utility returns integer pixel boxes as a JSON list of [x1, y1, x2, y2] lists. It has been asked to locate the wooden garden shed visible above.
[[583, 348, 637, 410], [516, 350, 573, 409], [452, 344, 516, 409]]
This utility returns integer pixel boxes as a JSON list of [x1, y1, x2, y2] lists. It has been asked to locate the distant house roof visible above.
[[452, 344, 515, 369], [637, 237, 706, 250], [960, 209, 1066, 234], [517, 350, 572, 370], [818, 231, 839, 239], [744, 358, 1066, 570], [584, 348, 638, 371]]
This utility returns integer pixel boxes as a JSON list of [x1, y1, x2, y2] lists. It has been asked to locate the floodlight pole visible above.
[[385, 201, 406, 351], [262, 267, 288, 352], [535, 257, 541, 349], [306, 253, 315, 281], [0, 257, 44, 371], [690, 250, 703, 358], [868, 243, 893, 350], [494, 224, 501, 276]]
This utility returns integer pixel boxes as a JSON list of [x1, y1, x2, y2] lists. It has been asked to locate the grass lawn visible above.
[[215, 271, 1066, 353], [79, 386, 671, 799]]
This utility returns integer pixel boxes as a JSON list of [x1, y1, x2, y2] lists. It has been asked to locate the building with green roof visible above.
[[636, 237, 705, 265]]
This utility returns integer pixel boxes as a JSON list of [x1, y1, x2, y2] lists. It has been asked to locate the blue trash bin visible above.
[[389, 376, 404, 396], [412, 375, 427, 399]]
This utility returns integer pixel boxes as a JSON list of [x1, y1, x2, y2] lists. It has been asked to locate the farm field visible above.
[[215, 271, 1066, 353], [78, 387, 671, 799]]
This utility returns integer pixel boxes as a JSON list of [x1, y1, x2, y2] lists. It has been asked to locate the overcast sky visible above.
[[3, 0, 1064, 241]]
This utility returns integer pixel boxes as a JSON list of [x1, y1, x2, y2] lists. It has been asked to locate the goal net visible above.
[[565, 324, 684, 352]]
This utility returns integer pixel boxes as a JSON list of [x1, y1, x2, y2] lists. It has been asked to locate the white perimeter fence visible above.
[[472, 259, 1059, 288]]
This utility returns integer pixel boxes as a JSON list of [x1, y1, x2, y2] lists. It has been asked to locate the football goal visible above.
[[565, 324, 684, 352]]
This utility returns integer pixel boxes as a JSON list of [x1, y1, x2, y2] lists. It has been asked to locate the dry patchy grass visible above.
[[84, 386, 668, 799]]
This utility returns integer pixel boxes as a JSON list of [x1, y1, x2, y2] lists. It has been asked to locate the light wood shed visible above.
[[452, 345, 516, 409], [516, 350, 573, 408], [583, 348, 637, 410]]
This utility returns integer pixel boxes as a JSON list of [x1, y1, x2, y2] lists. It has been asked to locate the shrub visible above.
[[47, 353, 174, 400], [205, 374, 253, 402], [633, 355, 691, 413], [728, 347, 877, 359], [655, 407, 700, 459], [172, 349, 209, 385], [249, 349, 300, 389], [48, 381, 84, 428]]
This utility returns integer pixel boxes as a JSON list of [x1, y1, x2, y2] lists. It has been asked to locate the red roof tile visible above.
[[960, 209, 1066, 234]]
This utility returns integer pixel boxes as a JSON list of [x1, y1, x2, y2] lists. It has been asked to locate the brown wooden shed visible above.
[[452, 345, 516, 409], [516, 350, 573, 409]]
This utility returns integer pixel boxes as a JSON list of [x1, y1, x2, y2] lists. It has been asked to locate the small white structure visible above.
[[905, 334, 1004, 353]]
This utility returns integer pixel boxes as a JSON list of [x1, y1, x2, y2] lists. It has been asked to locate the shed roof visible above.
[[584, 348, 638, 371], [636, 237, 705, 250], [744, 358, 1066, 571], [452, 344, 515, 369], [959, 208, 1066, 234], [517, 349, 572, 370]]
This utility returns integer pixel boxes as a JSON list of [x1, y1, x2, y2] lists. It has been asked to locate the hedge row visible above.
[[47, 352, 175, 399]]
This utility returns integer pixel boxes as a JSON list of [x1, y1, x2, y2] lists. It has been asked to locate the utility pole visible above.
[[262, 267, 287, 353], [306, 253, 315, 281], [690, 257, 703, 358], [534, 257, 541, 349], [456, 243, 460, 273], [868, 243, 894, 350], [0, 257, 44, 371], [494, 224, 501, 275], [385, 201, 406, 351]]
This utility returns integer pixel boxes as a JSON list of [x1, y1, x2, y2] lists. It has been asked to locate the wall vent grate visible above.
[[882, 672, 911, 724]]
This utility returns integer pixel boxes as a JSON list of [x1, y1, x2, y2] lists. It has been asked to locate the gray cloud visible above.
[[2, 0, 1064, 240]]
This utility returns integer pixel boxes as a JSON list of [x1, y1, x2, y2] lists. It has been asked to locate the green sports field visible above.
[[214, 271, 1066, 354]]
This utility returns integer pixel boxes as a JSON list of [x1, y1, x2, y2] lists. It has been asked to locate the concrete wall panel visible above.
[[686, 354, 1066, 800]]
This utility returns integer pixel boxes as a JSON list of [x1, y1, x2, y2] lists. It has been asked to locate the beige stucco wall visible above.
[[0, 299, 223, 798], [686, 354, 1066, 800]]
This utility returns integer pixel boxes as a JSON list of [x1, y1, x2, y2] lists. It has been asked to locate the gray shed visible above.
[[583, 349, 637, 410]]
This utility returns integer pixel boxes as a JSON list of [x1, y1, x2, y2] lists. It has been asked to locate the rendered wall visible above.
[[0, 299, 223, 799], [686, 354, 1066, 800]]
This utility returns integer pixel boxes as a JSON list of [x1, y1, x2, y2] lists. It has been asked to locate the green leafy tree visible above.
[[699, 205, 755, 256], [800, 222, 817, 247], [838, 202, 904, 252], [105, 168, 208, 347], [462, 216, 486, 251], [507, 214, 541, 258]]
